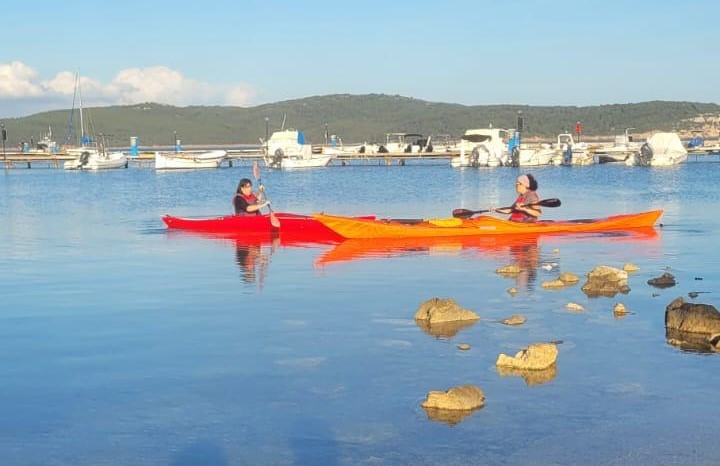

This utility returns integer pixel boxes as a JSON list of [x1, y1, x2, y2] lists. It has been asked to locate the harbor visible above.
[[2, 142, 720, 169]]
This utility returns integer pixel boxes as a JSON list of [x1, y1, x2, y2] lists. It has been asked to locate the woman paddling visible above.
[[493, 174, 541, 222], [233, 178, 269, 215]]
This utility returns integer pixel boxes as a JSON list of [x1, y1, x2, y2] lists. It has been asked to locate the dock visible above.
[[0, 149, 461, 169]]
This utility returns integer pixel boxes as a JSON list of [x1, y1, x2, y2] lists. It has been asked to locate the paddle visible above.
[[452, 198, 562, 219], [252, 162, 280, 228]]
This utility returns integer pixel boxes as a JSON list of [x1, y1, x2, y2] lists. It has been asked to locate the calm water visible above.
[[1, 161, 719, 465]]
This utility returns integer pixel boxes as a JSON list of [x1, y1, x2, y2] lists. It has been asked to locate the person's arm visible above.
[[245, 200, 269, 213], [515, 193, 542, 218], [514, 204, 541, 218]]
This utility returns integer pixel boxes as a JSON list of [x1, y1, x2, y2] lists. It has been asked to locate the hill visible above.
[[2, 94, 719, 147]]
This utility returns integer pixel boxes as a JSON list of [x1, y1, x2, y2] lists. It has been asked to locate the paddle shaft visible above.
[[252, 162, 280, 227], [452, 198, 561, 219]]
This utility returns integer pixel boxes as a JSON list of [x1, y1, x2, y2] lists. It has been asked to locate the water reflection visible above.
[[234, 235, 278, 286], [422, 406, 479, 426], [415, 319, 478, 339], [167, 226, 660, 290], [497, 364, 558, 386], [508, 240, 540, 291], [315, 234, 544, 268], [666, 328, 720, 354]]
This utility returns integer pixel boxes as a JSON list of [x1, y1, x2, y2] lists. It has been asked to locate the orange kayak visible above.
[[312, 210, 663, 239]]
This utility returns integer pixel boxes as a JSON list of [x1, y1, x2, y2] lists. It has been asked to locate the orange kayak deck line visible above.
[[312, 210, 663, 239]]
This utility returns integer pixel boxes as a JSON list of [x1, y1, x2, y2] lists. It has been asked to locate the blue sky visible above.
[[1, 0, 718, 117]]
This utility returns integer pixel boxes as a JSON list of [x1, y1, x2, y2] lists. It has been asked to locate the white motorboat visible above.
[[264, 129, 334, 169], [154, 150, 227, 170], [518, 143, 555, 166], [625, 132, 687, 166], [594, 128, 642, 163], [377, 133, 431, 154], [64, 148, 128, 170], [549, 133, 595, 166], [450, 128, 515, 167]]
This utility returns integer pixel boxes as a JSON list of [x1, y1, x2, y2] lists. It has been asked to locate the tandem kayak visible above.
[[312, 210, 663, 239]]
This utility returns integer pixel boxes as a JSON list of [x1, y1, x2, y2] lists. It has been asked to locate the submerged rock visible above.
[[665, 298, 720, 334], [496, 264, 521, 276], [502, 315, 527, 326], [457, 343, 471, 351], [541, 279, 566, 289], [623, 263, 640, 273], [559, 272, 580, 284], [421, 384, 485, 410], [496, 343, 558, 370], [613, 303, 629, 316], [665, 298, 720, 353], [581, 265, 629, 298], [648, 272, 677, 289], [565, 302, 585, 312], [414, 298, 479, 324]]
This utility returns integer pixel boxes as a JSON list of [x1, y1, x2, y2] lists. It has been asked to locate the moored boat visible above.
[[154, 150, 227, 170], [312, 210, 663, 239]]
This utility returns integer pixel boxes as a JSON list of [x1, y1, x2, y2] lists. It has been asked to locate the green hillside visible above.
[[2, 94, 719, 148]]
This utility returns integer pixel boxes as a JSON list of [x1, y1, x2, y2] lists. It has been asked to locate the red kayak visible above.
[[162, 212, 366, 243]]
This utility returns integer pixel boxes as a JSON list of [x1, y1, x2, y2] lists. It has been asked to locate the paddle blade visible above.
[[252, 161, 260, 181], [452, 208, 476, 219], [537, 198, 561, 208], [269, 212, 281, 228]]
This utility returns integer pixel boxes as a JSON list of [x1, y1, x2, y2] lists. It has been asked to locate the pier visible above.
[[1, 149, 461, 169]]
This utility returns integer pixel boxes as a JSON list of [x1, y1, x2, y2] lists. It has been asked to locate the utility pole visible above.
[[1, 123, 6, 164]]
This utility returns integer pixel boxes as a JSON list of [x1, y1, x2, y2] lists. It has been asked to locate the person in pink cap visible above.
[[493, 174, 541, 222]]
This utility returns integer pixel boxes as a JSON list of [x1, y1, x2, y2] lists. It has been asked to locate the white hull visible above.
[[64, 151, 127, 170], [625, 132, 687, 166], [451, 128, 513, 168], [154, 150, 227, 170], [264, 129, 334, 169], [518, 147, 555, 166], [266, 154, 334, 169]]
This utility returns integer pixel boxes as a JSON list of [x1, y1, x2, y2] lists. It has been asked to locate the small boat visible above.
[[450, 128, 515, 168], [154, 150, 227, 170], [312, 210, 663, 239], [62, 73, 127, 170], [625, 132, 688, 166], [264, 129, 334, 169], [64, 148, 128, 170], [594, 128, 642, 163]]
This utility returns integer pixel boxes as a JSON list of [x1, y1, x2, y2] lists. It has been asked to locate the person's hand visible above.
[[490, 206, 496, 213], [258, 184, 265, 192]]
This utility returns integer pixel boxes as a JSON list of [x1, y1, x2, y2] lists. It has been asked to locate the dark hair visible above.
[[236, 178, 252, 193], [526, 173, 538, 191]]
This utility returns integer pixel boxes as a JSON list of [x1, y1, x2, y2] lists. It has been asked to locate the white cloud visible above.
[[0, 61, 256, 117], [0, 61, 44, 97]]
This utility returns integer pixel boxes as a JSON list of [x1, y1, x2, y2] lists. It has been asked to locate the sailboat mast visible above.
[[78, 76, 85, 147]]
